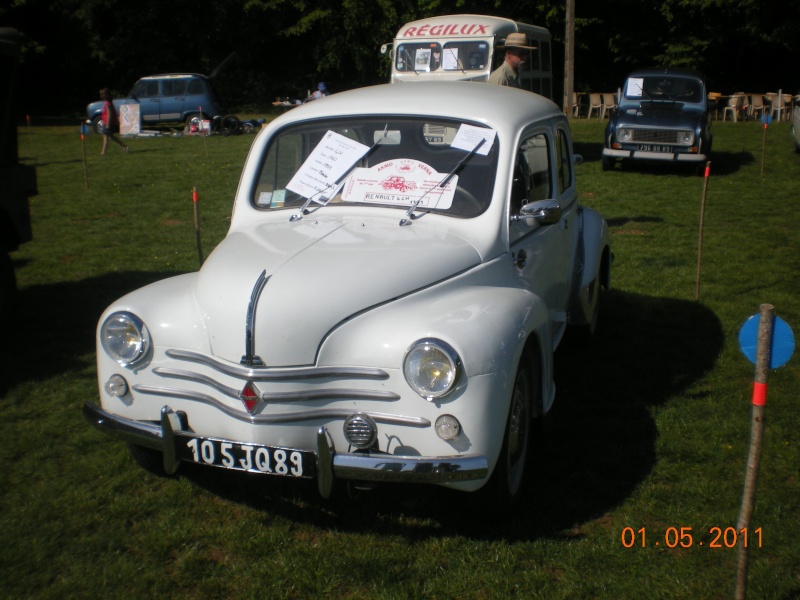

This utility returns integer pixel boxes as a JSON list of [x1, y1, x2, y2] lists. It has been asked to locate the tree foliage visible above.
[[2, 0, 798, 115]]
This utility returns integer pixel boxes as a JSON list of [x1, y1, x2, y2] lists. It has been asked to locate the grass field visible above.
[[1, 114, 798, 599]]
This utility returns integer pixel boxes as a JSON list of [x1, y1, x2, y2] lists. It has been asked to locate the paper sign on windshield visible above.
[[286, 131, 370, 203], [341, 160, 457, 209], [451, 124, 496, 156], [627, 78, 644, 97]]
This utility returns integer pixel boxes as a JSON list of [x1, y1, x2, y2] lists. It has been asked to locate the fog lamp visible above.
[[104, 374, 129, 397], [343, 413, 377, 449], [435, 415, 461, 441]]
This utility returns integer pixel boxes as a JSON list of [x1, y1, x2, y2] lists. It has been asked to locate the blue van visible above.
[[85, 74, 222, 133]]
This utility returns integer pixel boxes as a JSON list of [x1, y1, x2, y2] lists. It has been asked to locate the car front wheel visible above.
[[482, 345, 541, 507]]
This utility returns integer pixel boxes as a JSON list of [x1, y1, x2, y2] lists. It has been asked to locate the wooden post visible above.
[[192, 187, 204, 267], [80, 125, 90, 189], [734, 304, 773, 600], [695, 161, 711, 301], [563, 0, 575, 118]]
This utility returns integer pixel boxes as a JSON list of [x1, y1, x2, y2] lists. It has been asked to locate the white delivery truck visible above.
[[382, 14, 553, 100]]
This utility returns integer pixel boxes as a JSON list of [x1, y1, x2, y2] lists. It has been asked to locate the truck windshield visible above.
[[252, 116, 498, 219]]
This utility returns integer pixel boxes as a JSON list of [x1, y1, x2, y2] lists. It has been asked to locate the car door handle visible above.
[[513, 249, 527, 269]]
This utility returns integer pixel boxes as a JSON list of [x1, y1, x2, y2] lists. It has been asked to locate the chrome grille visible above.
[[130, 348, 430, 427], [631, 129, 682, 144]]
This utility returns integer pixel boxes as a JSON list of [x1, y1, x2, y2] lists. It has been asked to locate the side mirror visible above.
[[513, 199, 563, 227]]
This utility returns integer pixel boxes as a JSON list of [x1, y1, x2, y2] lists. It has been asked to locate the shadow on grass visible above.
[[175, 289, 725, 542], [0, 271, 183, 396]]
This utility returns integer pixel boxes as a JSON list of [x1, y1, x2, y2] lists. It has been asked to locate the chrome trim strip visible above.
[[316, 427, 334, 498], [83, 402, 163, 450], [241, 270, 269, 367], [153, 368, 401, 402], [331, 452, 489, 483], [166, 349, 389, 381], [154, 368, 241, 398], [131, 386, 428, 426]]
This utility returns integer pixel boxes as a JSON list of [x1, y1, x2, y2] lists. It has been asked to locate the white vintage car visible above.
[[84, 82, 611, 504]]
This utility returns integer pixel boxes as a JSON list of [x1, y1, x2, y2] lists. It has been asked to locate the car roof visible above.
[[626, 67, 705, 80], [138, 73, 207, 80], [272, 82, 563, 134]]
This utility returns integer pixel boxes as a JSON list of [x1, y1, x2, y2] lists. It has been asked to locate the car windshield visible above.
[[252, 116, 498, 219], [623, 76, 702, 103]]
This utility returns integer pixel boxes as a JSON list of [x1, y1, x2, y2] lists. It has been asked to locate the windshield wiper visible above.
[[290, 125, 388, 222], [400, 137, 485, 226]]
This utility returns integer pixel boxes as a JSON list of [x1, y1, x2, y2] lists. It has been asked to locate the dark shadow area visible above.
[[573, 141, 603, 163], [605, 216, 663, 228], [167, 289, 725, 542], [0, 270, 186, 396]]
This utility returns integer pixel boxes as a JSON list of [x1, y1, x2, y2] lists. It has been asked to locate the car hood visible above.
[[615, 103, 705, 128], [194, 218, 482, 366]]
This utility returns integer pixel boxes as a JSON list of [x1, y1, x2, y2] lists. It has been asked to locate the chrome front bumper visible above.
[[82, 402, 488, 498], [602, 147, 707, 162]]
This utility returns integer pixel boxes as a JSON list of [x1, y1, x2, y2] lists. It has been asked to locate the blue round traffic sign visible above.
[[738, 314, 795, 368]]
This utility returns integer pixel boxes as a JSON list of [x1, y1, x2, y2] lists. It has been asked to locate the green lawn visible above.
[[1, 116, 798, 599]]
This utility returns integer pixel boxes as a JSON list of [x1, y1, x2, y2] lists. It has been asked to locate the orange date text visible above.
[[621, 526, 762, 549]]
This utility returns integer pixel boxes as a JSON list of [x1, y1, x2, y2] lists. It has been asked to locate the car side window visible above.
[[131, 80, 159, 98], [556, 128, 572, 194], [518, 132, 551, 203]]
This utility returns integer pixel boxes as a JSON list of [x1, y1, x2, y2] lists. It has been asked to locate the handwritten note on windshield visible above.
[[286, 131, 370, 203], [451, 124, 496, 156]]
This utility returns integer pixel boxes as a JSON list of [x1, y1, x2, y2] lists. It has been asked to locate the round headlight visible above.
[[617, 128, 633, 142], [678, 131, 695, 145], [100, 311, 151, 367], [403, 339, 461, 400]]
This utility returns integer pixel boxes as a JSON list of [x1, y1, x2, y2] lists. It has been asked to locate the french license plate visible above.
[[637, 144, 672, 152], [175, 433, 315, 478]]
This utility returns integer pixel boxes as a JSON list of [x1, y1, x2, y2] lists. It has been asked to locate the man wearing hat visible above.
[[488, 32, 535, 88]]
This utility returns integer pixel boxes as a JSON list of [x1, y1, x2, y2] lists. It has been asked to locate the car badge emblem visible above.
[[240, 381, 260, 413]]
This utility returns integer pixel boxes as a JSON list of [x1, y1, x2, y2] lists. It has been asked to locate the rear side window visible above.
[[162, 79, 187, 96], [187, 79, 206, 95]]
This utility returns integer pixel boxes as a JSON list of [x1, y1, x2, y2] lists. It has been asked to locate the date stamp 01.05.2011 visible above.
[[621, 527, 762, 549]]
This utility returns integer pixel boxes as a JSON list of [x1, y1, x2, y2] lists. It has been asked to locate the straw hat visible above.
[[500, 32, 536, 50]]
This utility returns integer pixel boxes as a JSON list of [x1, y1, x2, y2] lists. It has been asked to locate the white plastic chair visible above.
[[587, 93, 602, 118], [722, 95, 743, 122], [601, 93, 617, 118]]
